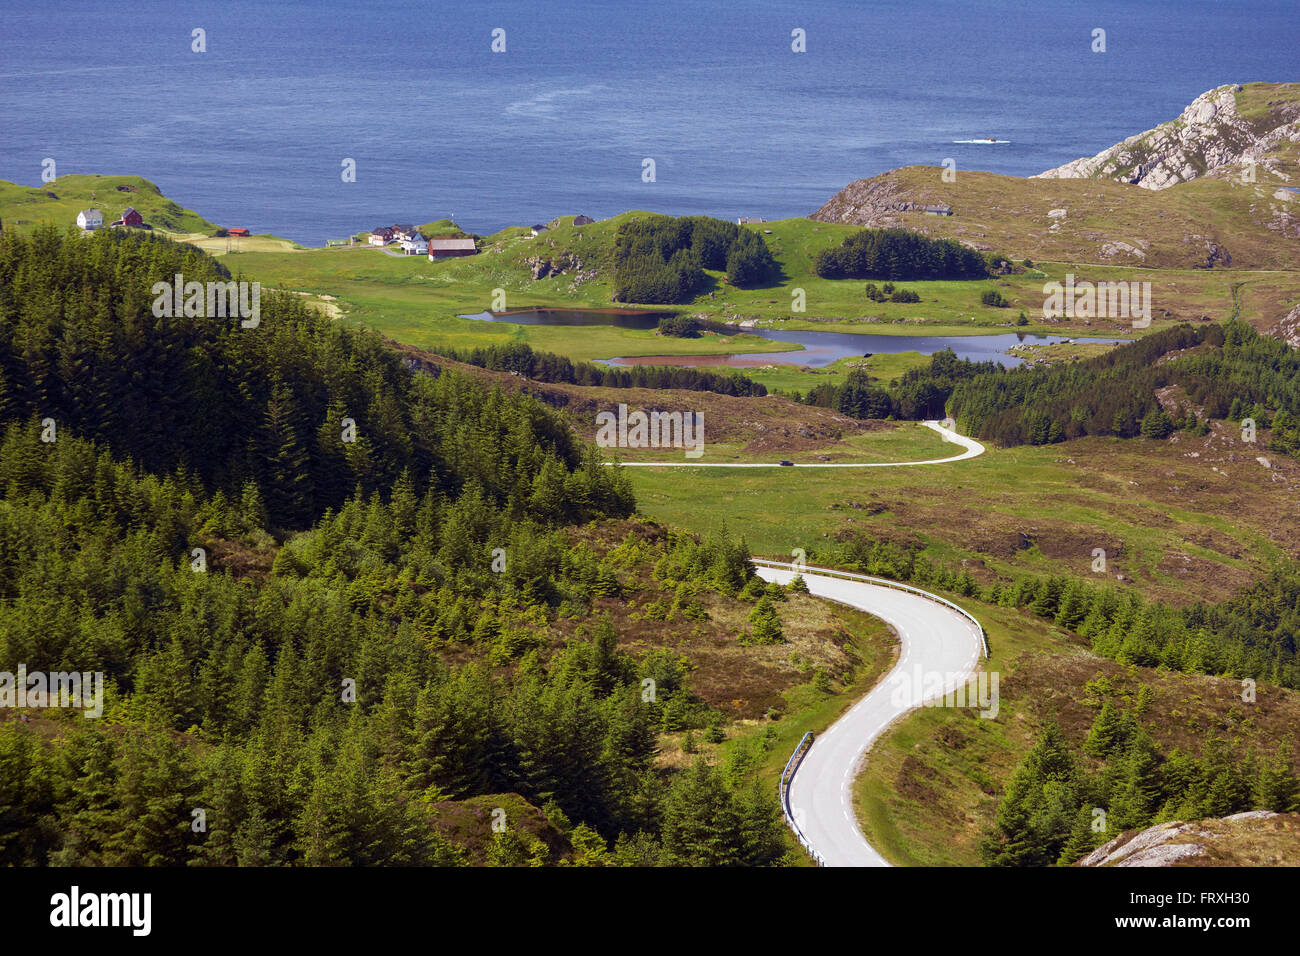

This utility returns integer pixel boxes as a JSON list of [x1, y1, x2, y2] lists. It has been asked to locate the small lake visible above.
[[460, 309, 1126, 369]]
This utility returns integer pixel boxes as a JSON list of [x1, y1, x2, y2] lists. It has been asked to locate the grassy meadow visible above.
[[623, 427, 1300, 608]]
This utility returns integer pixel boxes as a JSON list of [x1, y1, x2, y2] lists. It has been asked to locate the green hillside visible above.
[[0, 173, 220, 236], [3, 227, 905, 867]]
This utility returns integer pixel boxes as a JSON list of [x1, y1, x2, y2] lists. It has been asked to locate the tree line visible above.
[[612, 215, 777, 304], [441, 340, 767, 397], [813, 227, 990, 280], [0, 227, 633, 529], [795, 349, 1000, 421], [949, 322, 1300, 453]]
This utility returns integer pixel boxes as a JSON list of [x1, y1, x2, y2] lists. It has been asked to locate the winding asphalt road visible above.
[[616, 421, 989, 865], [752, 563, 987, 867], [613, 420, 984, 467]]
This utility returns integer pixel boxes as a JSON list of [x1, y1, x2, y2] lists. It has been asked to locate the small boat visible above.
[[952, 137, 1010, 144]]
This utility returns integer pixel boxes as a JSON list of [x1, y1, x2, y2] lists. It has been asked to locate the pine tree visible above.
[[1252, 746, 1298, 812], [49, 725, 120, 866], [261, 382, 314, 527], [1083, 700, 1126, 758], [1108, 729, 1162, 831], [0, 724, 60, 865], [1057, 804, 1103, 865], [981, 721, 1078, 866], [745, 596, 784, 645], [106, 730, 194, 866], [661, 758, 741, 866]]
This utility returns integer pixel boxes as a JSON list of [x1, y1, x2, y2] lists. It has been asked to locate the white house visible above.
[[530, 223, 548, 237], [77, 209, 103, 231], [400, 235, 428, 255]]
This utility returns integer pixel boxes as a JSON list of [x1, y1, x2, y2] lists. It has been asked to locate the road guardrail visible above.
[[752, 559, 989, 658], [778, 731, 824, 867]]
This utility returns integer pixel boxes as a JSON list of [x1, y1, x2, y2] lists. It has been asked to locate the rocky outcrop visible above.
[[525, 252, 584, 280], [810, 176, 954, 228], [1036, 83, 1300, 189], [1077, 811, 1300, 867], [1266, 300, 1300, 349], [1099, 239, 1149, 262]]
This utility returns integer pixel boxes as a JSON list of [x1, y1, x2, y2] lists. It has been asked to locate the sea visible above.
[[1, 0, 1296, 246]]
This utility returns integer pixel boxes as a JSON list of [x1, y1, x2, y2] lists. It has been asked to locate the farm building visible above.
[[76, 209, 103, 231], [110, 207, 145, 228], [227, 227, 250, 237], [427, 237, 477, 259], [737, 216, 766, 225], [921, 205, 953, 216], [530, 224, 548, 237], [573, 214, 595, 226]]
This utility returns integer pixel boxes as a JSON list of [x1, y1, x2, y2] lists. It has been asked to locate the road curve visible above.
[[753, 562, 986, 867], [611, 420, 983, 467]]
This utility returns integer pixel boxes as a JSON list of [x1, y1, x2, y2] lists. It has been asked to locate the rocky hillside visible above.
[[808, 165, 1299, 271], [1036, 82, 1300, 190], [1078, 811, 1300, 867], [809, 82, 1300, 271]]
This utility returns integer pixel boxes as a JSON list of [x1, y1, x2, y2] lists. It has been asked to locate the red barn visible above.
[[227, 228, 250, 237], [111, 207, 145, 228]]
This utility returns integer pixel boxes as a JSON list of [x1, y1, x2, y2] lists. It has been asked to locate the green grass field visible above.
[[744, 351, 936, 392], [224, 214, 1252, 332], [605, 420, 955, 464], [623, 430, 1297, 607], [209, 210, 1300, 384]]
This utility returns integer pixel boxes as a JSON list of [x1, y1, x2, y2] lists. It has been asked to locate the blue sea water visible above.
[[1, 0, 1295, 245]]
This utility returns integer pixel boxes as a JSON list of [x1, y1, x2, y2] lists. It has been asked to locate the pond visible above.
[[460, 309, 1126, 369]]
